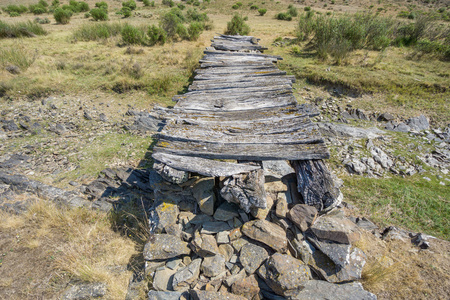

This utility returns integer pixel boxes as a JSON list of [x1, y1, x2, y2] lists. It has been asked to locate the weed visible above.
[[225, 14, 250, 35], [95, 1, 108, 10], [122, 0, 137, 11], [276, 12, 292, 21], [148, 25, 167, 45], [143, 0, 150, 7], [258, 8, 267, 16], [121, 7, 132, 18], [121, 24, 146, 45], [162, 0, 175, 7], [90, 8, 108, 21]]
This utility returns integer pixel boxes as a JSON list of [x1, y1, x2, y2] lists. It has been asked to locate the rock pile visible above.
[[144, 161, 376, 300]]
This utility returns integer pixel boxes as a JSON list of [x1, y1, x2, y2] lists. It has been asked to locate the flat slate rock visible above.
[[241, 220, 287, 253], [292, 280, 377, 300], [144, 234, 190, 260]]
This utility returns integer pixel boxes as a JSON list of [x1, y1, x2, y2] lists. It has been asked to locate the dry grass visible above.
[[0, 197, 141, 299]]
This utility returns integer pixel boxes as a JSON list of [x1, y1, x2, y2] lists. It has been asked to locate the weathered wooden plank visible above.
[[214, 35, 260, 42], [153, 152, 261, 177], [194, 71, 288, 80], [200, 61, 275, 68], [212, 44, 268, 51], [203, 50, 283, 60], [200, 56, 277, 63], [194, 66, 278, 74], [173, 87, 293, 102], [188, 78, 293, 92], [153, 140, 330, 161]]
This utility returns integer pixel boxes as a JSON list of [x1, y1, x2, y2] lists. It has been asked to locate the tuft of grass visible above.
[[342, 174, 449, 239], [0, 45, 38, 71], [0, 20, 47, 39], [73, 22, 124, 41]]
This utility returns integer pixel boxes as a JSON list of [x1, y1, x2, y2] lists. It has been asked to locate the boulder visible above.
[[144, 234, 190, 261], [191, 232, 220, 257], [310, 215, 361, 244], [241, 220, 287, 253], [257, 253, 312, 297], [288, 204, 318, 232], [406, 115, 429, 131], [239, 242, 269, 274]]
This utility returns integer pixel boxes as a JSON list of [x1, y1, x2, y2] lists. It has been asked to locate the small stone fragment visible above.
[[239, 243, 269, 274], [144, 234, 190, 261], [172, 258, 202, 291], [201, 255, 226, 277], [191, 177, 216, 216], [218, 244, 234, 262], [275, 193, 288, 218], [292, 280, 377, 300], [231, 274, 260, 299], [191, 232, 220, 257], [189, 290, 247, 300], [153, 267, 177, 291]]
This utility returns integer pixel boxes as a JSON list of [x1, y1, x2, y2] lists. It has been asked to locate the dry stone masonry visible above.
[[145, 35, 376, 299]]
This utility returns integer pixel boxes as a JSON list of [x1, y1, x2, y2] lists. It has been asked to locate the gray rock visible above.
[[392, 122, 410, 132], [406, 115, 429, 131], [6, 65, 20, 74], [218, 243, 234, 261], [257, 253, 312, 297], [172, 258, 202, 291], [83, 110, 93, 120], [231, 274, 260, 299], [377, 112, 395, 122], [308, 238, 366, 281], [288, 204, 318, 232], [310, 215, 361, 244], [148, 290, 188, 300], [154, 162, 189, 185], [153, 199, 179, 233], [318, 123, 384, 139], [201, 254, 226, 277], [2, 120, 19, 131], [133, 114, 165, 132], [191, 177, 216, 216], [220, 169, 266, 213], [144, 234, 190, 261], [239, 242, 269, 274], [191, 232, 220, 257], [262, 160, 295, 179], [371, 147, 393, 169], [241, 220, 287, 253], [213, 202, 239, 221], [292, 280, 377, 300], [201, 221, 231, 234], [189, 290, 247, 300], [62, 283, 107, 300], [216, 231, 230, 244], [275, 193, 288, 218], [224, 268, 246, 287], [354, 217, 379, 231], [345, 159, 367, 175], [153, 267, 177, 291]]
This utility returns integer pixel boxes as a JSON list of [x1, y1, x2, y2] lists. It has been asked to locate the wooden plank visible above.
[[200, 61, 275, 68], [214, 35, 260, 42], [194, 71, 288, 80], [152, 152, 261, 177], [212, 44, 268, 51], [153, 140, 330, 161], [173, 88, 293, 102], [194, 66, 278, 74], [203, 50, 283, 60], [188, 78, 293, 92]]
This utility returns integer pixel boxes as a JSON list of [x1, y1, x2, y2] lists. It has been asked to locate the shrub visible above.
[[148, 25, 167, 45], [123, 0, 137, 10], [232, 4, 239, 9], [35, 17, 51, 24], [39, 0, 49, 8], [5, 5, 28, 14], [225, 14, 250, 35], [162, 0, 175, 7], [276, 12, 292, 21], [0, 20, 47, 38], [304, 6, 311, 11], [178, 3, 185, 10], [160, 8, 185, 39], [143, 0, 150, 6], [52, 0, 60, 7], [73, 22, 123, 41], [175, 23, 189, 40], [258, 8, 267, 16], [288, 6, 298, 17], [188, 21, 203, 40], [186, 8, 208, 22], [78, 1, 90, 12], [121, 24, 146, 45], [9, 12, 20, 17], [151, 1, 155, 7], [90, 8, 108, 21], [54, 7, 73, 24], [122, 7, 132, 18], [193, 0, 200, 6], [95, 1, 108, 10], [250, 5, 258, 10], [33, 6, 48, 15]]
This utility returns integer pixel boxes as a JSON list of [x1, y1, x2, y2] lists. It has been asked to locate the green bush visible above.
[[148, 25, 167, 45], [304, 6, 311, 11], [4, 5, 28, 14], [9, 12, 20, 17], [95, 1, 108, 10], [250, 5, 258, 10], [232, 4, 239, 9], [123, 0, 137, 10], [90, 8, 108, 21], [186, 8, 208, 22], [143, 0, 150, 6], [51, 0, 60, 7], [54, 7, 73, 24], [188, 21, 203, 40], [162, 0, 175, 7], [0, 20, 47, 38], [33, 6, 48, 15], [288, 6, 298, 17], [121, 24, 146, 45], [276, 12, 292, 21], [258, 8, 267, 16], [35, 17, 51, 24], [122, 7, 132, 17], [78, 2, 90, 12], [225, 14, 250, 35], [73, 22, 123, 40], [175, 23, 189, 40], [177, 3, 185, 10], [39, 0, 49, 8]]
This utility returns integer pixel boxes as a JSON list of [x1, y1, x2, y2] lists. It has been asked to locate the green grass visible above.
[[72, 22, 124, 41], [0, 20, 47, 38], [0, 44, 37, 70], [343, 174, 449, 240]]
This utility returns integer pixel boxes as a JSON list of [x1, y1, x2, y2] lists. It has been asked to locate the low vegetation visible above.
[[225, 14, 250, 35], [0, 20, 47, 38]]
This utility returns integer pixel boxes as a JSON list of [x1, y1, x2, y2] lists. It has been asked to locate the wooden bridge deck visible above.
[[152, 35, 330, 177]]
